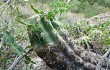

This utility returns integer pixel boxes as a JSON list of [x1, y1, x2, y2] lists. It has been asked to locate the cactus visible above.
[[27, 16, 53, 48], [27, 6, 110, 70]]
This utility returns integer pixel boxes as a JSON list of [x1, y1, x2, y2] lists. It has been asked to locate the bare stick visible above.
[[67, 0, 71, 4], [96, 48, 110, 70], [0, 0, 11, 9], [8, 48, 33, 70], [0, 35, 5, 48]]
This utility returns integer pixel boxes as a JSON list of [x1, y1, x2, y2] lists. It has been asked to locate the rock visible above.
[[31, 57, 53, 70]]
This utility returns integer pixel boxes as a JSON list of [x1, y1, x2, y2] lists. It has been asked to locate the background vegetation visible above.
[[0, 0, 110, 70]]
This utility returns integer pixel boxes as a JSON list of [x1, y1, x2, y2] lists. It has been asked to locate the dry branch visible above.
[[8, 48, 33, 70]]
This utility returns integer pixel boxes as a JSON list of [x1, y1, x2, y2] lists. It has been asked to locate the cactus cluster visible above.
[[27, 14, 64, 49], [27, 5, 110, 70]]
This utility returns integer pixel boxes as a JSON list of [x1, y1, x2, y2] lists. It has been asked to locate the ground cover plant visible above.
[[0, 0, 110, 70]]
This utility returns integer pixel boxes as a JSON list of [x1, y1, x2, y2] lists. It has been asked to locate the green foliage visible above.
[[0, 0, 110, 70], [0, 2, 2, 5], [28, 1, 68, 48], [49, 0, 70, 13], [30, 4, 43, 15], [4, 31, 24, 55], [81, 2, 107, 17], [78, 0, 110, 7], [50, 1, 70, 18], [69, 0, 110, 17], [66, 19, 110, 49], [1, 57, 7, 64], [24, 55, 31, 64]]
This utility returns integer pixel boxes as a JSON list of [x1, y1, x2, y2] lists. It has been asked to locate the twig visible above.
[[0, 49, 11, 61], [0, 0, 11, 9], [96, 48, 110, 70], [67, 0, 71, 4], [8, 48, 33, 70], [0, 35, 5, 48]]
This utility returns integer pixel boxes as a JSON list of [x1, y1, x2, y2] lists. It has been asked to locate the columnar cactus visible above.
[[27, 5, 110, 70]]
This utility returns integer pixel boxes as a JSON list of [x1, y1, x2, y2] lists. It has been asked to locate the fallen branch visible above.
[[8, 48, 33, 70], [96, 48, 110, 70]]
